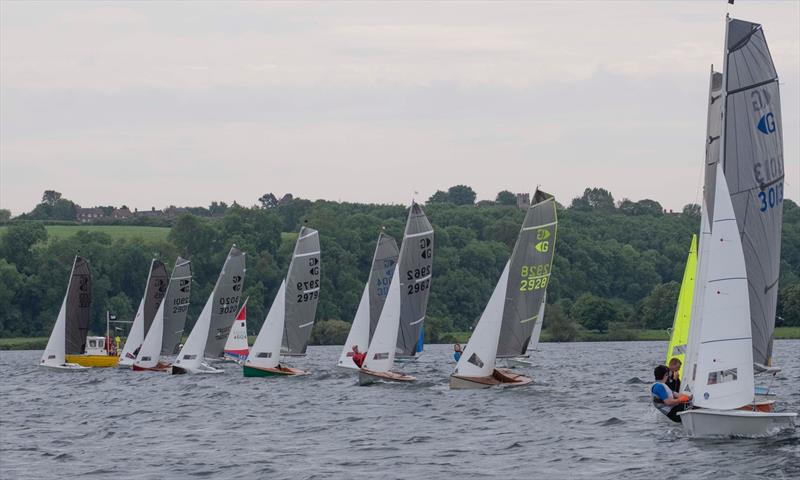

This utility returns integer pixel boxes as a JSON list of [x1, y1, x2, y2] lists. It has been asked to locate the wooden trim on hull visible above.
[[242, 364, 307, 377], [358, 369, 415, 386], [450, 368, 532, 390], [132, 362, 171, 372]]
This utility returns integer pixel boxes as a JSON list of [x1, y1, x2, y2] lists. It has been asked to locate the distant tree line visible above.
[[1, 187, 798, 342]]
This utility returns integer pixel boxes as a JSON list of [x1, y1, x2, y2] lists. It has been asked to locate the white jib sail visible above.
[[134, 299, 166, 369], [529, 292, 547, 352], [40, 291, 69, 366], [338, 284, 371, 369], [173, 292, 215, 371], [118, 297, 146, 367], [363, 268, 401, 373], [453, 261, 510, 378], [692, 163, 754, 410], [245, 281, 287, 370], [223, 299, 249, 358]]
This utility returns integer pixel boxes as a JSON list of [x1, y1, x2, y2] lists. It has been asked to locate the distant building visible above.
[[164, 206, 187, 218], [76, 207, 107, 223], [516, 193, 530, 210], [134, 207, 163, 217], [112, 206, 132, 219]]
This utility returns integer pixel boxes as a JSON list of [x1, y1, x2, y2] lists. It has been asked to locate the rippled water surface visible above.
[[1, 341, 798, 479]]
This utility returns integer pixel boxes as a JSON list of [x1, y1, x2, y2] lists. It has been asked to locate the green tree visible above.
[[0, 209, 11, 222], [571, 293, 623, 332], [639, 281, 679, 329], [544, 304, 580, 342], [571, 187, 615, 212], [447, 185, 477, 206], [427, 190, 450, 204], [495, 190, 517, 206], [0, 222, 47, 272], [777, 285, 800, 327]]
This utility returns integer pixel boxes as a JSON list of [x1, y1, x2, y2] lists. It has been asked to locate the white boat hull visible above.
[[678, 409, 797, 437], [505, 356, 533, 368], [39, 362, 90, 372], [171, 362, 224, 375]]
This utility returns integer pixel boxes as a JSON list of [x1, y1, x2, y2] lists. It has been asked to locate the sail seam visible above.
[[294, 251, 321, 258], [727, 77, 777, 96], [707, 276, 747, 283], [700, 336, 751, 345], [522, 221, 557, 231]]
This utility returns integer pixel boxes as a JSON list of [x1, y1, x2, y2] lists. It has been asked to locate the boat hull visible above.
[[132, 362, 171, 372], [505, 357, 533, 368], [39, 362, 90, 372], [171, 362, 224, 375], [678, 409, 797, 437], [450, 368, 532, 390], [242, 364, 307, 377], [358, 369, 415, 386], [65, 354, 119, 368]]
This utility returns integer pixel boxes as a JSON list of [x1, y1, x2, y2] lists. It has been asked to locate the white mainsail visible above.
[[453, 262, 510, 378], [245, 281, 287, 370], [119, 260, 168, 367]]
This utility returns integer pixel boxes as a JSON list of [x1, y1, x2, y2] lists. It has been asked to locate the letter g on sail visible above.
[[757, 112, 776, 134]]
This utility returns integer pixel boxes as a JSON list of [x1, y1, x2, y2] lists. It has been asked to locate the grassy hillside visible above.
[[0, 225, 171, 243]]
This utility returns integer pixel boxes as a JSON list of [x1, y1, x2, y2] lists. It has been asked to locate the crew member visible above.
[[651, 364, 691, 423]]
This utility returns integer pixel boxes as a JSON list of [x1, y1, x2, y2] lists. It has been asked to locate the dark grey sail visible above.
[[203, 246, 246, 358], [142, 260, 169, 338], [282, 226, 321, 355], [396, 202, 434, 357], [722, 17, 783, 367], [368, 233, 399, 342], [160, 257, 192, 356], [497, 190, 558, 357], [64, 256, 91, 355]]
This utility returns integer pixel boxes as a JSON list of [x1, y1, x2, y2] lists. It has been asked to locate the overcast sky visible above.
[[1, 1, 798, 215]]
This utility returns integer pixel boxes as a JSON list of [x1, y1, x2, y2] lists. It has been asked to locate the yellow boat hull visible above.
[[65, 355, 119, 368]]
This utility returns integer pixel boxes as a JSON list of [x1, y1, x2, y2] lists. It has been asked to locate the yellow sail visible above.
[[666, 234, 697, 378]]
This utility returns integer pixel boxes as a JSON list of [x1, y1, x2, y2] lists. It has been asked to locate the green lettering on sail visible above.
[[666, 234, 697, 379]]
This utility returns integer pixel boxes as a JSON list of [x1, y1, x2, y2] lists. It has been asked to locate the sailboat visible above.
[[393, 204, 434, 363], [507, 292, 547, 368], [337, 232, 399, 370], [451, 189, 557, 389], [132, 258, 192, 372], [676, 16, 796, 436], [665, 235, 697, 379], [171, 246, 246, 374], [39, 256, 92, 371], [118, 260, 169, 369], [358, 202, 433, 385], [223, 298, 249, 362], [243, 226, 320, 377]]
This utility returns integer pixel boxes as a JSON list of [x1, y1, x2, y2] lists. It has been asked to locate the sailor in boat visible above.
[[666, 358, 682, 393], [453, 343, 463, 362], [651, 365, 691, 423], [351, 345, 366, 368]]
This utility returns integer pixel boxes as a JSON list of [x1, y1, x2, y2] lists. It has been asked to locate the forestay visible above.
[[722, 18, 784, 367], [690, 164, 754, 410], [666, 235, 697, 378], [41, 257, 88, 366], [497, 190, 557, 357], [246, 281, 287, 370], [134, 258, 192, 368], [396, 203, 434, 357], [338, 233, 398, 369], [453, 262, 510, 378], [174, 247, 244, 371], [282, 227, 321, 355], [119, 260, 169, 365], [203, 247, 246, 358]]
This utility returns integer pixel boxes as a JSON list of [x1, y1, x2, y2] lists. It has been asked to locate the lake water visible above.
[[1, 341, 798, 479]]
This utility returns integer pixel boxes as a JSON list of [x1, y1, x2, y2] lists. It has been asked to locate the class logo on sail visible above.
[[757, 112, 776, 134], [535, 228, 551, 253]]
